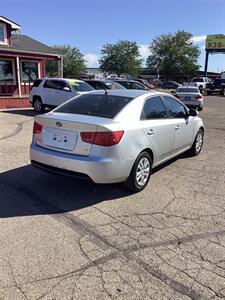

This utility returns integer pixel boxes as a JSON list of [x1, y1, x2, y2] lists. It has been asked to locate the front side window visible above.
[[163, 96, 187, 118], [0, 60, 14, 81], [141, 96, 167, 120], [55, 94, 133, 119], [21, 61, 39, 81]]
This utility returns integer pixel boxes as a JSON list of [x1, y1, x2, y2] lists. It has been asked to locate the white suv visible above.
[[29, 78, 94, 112]]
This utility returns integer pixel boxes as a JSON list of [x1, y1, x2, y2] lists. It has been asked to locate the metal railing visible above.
[[0, 81, 33, 97]]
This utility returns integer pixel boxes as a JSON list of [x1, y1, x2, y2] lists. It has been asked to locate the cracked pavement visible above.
[[0, 95, 225, 299]]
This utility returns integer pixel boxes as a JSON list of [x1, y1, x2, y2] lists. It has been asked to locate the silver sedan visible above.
[[30, 90, 204, 192], [173, 86, 204, 111]]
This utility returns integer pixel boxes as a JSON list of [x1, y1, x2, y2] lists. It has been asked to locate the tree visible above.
[[147, 31, 200, 77], [46, 45, 86, 77], [99, 40, 142, 77]]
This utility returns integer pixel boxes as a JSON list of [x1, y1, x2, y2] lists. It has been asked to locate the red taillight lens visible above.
[[81, 131, 124, 146], [195, 95, 203, 100], [33, 121, 43, 134], [175, 95, 180, 99]]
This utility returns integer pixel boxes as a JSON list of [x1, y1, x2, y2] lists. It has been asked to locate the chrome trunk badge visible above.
[[56, 122, 62, 127]]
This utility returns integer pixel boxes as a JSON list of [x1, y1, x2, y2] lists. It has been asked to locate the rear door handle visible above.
[[147, 129, 154, 135], [175, 125, 181, 130]]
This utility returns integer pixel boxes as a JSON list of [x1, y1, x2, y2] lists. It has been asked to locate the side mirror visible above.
[[171, 90, 175, 94], [63, 86, 71, 92], [189, 109, 198, 117]]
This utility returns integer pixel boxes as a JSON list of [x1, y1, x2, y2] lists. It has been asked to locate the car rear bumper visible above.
[[30, 143, 132, 184], [181, 99, 204, 108]]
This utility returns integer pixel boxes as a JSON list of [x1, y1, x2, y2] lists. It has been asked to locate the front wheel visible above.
[[189, 129, 204, 156], [125, 151, 152, 193]]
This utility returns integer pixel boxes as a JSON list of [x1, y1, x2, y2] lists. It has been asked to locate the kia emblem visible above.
[[56, 122, 62, 127]]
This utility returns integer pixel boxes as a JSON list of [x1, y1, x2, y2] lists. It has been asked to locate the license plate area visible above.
[[43, 127, 78, 151], [185, 96, 191, 100]]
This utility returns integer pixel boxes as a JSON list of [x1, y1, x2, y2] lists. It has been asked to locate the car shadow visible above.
[[0, 164, 132, 219], [0, 152, 189, 219]]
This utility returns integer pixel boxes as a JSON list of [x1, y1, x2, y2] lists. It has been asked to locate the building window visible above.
[[21, 61, 39, 81], [0, 23, 7, 44], [0, 59, 14, 81]]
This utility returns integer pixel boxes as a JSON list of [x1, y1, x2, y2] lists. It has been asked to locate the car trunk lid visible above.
[[33, 113, 113, 156]]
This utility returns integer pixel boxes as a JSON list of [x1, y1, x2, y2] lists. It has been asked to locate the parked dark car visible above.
[[163, 81, 181, 89], [84, 80, 125, 90], [206, 78, 225, 95], [113, 80, 149, 90]]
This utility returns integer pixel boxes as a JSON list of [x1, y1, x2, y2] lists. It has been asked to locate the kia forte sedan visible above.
[[30, 90, 204, 192]]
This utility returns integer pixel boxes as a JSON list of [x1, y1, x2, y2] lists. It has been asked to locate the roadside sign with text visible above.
[[206, 35, 225, 50]]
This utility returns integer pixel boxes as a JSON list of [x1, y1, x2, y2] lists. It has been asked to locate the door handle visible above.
[[175, 125, 181, 130], [147, 129, 154, 135]]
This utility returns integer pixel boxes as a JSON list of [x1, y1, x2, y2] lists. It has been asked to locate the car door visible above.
[[53, 80, 74, 106], [140, 95, 175, 163], [42, 79, 58, 106], [163, 96, 194, 152]]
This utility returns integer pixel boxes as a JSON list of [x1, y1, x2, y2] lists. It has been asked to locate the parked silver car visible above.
[[173, 86, 204, 111], [30, 90, 204, 192]]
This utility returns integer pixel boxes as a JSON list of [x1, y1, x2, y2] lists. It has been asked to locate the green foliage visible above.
[[99, 40, 142, 76], [147, 31, 200, 76], [46, 45, 86, 78]]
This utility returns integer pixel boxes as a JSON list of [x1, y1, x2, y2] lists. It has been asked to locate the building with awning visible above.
[[0, 16, 63, 108]]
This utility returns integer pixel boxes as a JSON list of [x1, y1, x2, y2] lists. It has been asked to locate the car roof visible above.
[[82, 89, 154, 98], [44, 77, 84, 83]]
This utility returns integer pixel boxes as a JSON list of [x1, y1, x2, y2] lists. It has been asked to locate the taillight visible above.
[[33, 121, 43, 134], [81, 131, 124, 146], [175, 95, 180, 99], [195, 95, 203, 100]]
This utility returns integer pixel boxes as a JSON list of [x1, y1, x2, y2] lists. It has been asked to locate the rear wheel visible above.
[[198, 106, 203, 111], [189, 129, 204, 156], [33, 97, 45, 113], [125, 151, 152, 193]]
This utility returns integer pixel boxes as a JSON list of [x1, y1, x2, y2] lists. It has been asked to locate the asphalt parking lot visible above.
[[0, 95, 225, 300]]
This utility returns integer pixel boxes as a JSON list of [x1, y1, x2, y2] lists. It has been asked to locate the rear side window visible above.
[[141, 96, 167, 120], [163, 96, 187, 118], [32, 79, 42, 87], [55, 94, 133, 119]]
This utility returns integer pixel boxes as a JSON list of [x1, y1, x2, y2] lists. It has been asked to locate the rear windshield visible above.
[[69, 81, 94, 91], [104, 82, 126, 89], [177, 88, 199, 93], [55, 93, 133, 118]]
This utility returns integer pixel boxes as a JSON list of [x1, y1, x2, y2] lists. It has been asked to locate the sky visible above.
[[1, 0, 225, 72]]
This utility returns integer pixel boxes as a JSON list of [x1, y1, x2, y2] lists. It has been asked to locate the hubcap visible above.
[[195, 132, 203, 153], [34, 100, 41, 111], [136, 157, 150, 187]]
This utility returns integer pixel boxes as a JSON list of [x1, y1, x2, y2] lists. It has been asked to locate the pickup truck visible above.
[[206, 79, 225, 95], [183, 77, 211, 93]]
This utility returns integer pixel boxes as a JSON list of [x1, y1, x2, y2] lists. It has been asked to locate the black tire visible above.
[[189, 129, 204, 156], [199, 86, 203, 93], [198, 107, 203, 111], [125, 151, 152, 193], [220, 89, 225, 96], [33, 97, 45, 113]]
